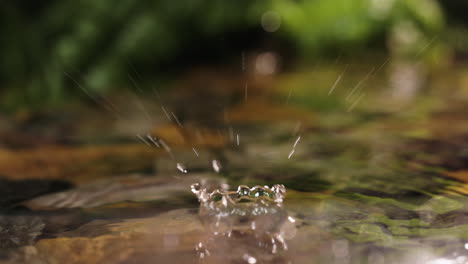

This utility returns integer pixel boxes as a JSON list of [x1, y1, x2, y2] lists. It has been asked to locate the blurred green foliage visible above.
[[0, 0, 444, 109], [270, 0, 443, 56]]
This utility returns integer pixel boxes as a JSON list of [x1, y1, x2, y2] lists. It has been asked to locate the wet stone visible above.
[[0, 215, 44, 249]]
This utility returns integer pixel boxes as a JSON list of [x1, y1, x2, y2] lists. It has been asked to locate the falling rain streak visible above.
[[347, 93, 366, 112], [346, 67, 374, 101], [64, 71, 122, 120], [328, 73, 343, 96], [171, 112, 183, 127], [136, 134, 151, 147], [146, 134, 160, 147], [176, 163, 188, 173], [288, 136, 301, 159], [128, 75, 153, 123], [415, 35, 439, 57], [161, 106, 172, 121], [68, 67, 194, 174], [192, 147, 199, 157]]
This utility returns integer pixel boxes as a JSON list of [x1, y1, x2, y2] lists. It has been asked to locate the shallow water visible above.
[[1, 63, 468, 263]]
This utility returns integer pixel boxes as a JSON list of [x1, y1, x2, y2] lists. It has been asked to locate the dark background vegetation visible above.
[[1, 0, 467, 110]]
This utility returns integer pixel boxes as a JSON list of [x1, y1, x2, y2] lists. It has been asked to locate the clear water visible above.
[[1, 62, 468, 264]]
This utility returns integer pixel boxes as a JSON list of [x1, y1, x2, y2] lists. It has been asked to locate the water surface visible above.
[[1, 63, 468, 263]]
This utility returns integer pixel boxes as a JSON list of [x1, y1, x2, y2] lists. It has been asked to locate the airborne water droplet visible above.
[[212, 160, 221, 173], [250, 187, 265, 198], [192, 147, 199, 157], [287, 149, 295, 159], [237, 185, 250, 197], [176, 163, 187, 173], [293, 136, 301, 148], [243, 254, 257, 264]]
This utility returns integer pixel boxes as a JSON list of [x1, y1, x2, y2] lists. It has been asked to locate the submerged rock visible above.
[[0, 215, 44, 250]]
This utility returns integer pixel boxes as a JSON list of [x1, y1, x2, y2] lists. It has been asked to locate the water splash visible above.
[[191, 183, 295, 263], [191, 183, 286, 205]]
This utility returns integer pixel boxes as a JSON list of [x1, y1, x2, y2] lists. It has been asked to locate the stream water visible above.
[[1, 62, 468, 263]]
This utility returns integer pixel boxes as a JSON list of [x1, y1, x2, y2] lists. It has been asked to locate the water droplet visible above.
[[192, 147, 199, 157], [243, 254, 257, 264], [191, 183, 210, 202], [192, 184, 287, 205], [248, 257, 257, 264], [250, 187, 269, 198], [237, 185, 250, 197], [271, 184, 286, 203], [176, 163, 187, 173], [212, 159, 221, 173], [191, 183, 201, 193], [287, 149, 295, 159], [146, 134, 160, 147], [293, 136, 301, 148]]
